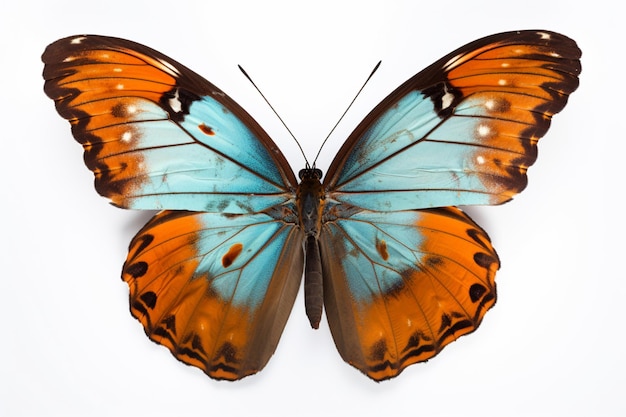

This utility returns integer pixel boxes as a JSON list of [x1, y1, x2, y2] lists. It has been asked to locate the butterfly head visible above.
[[298, 167, 323, 181]]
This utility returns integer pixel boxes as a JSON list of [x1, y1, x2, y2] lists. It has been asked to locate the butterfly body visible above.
[[297, 167, 326, 328], [43, 31, 580, 381]]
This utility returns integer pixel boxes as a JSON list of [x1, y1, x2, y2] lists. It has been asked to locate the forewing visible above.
[[42, 35, 296, 213], [122, 210, 303, 380], [320, 206, 498, 381], [324, 30, 581, 211]]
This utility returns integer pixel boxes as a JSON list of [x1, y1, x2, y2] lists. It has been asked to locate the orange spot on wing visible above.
[[222, 243, 243, 268], [199, 123, 215, 136], [375, 238, 389, 261]]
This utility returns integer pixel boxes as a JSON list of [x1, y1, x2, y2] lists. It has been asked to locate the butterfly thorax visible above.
[[296, 167, 325, 238], [297, 167, 325, 329]]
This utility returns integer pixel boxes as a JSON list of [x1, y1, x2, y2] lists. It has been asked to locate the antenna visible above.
[[238, 65, 310, 167], [312, 60, 381, 166], [239, 61, 382, 168]]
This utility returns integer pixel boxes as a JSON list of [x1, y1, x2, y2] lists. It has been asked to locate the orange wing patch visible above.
[[122, 210, 304, 380], [122, 211, 255, 380], [444, 36, 580, 203], [43, 37, 183, 206]]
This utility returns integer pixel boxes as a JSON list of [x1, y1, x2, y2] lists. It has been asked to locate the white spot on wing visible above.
[[443, 53, 462, 70], [440, 83, 454, 111], [477, 124, 491, 137], [169, 88, 182, 113], [157, 58, 180, 77], [538, 31, 551, 40], [70, 36, 87, 44], [477, 155, 485, 164], [441, 92, 454, 110], [121, 131, 133, 142]]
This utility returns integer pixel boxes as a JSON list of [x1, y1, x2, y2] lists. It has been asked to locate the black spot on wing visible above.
[[421, 81, 462, 118], [159, 87, 202, 122], [124, 261, 148, 278], [469, 283, 487, 303], [139, 291, 157, 309]]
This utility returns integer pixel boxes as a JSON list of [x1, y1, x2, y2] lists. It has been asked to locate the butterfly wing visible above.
[[320, 30, 580, 380], [320, 206, 498, 381], [42, 36, 304, 380], [42, 35, 297, 213], [123, 209, 303, 380], [324, 30, 581, 211]]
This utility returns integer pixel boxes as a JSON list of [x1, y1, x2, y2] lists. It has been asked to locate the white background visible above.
[[1, 1, 621, 416]]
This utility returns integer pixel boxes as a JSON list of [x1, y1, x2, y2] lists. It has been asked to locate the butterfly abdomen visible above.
[[304, 236, 323, 329]]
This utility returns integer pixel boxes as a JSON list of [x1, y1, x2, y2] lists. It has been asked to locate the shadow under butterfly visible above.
[[42, 30, 581, 381]]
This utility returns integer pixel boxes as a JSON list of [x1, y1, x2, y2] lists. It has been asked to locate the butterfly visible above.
[[42, 30, 581, 381]]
